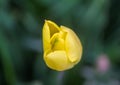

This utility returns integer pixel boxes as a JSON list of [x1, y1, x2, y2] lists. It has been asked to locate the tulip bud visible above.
[[42, 20, 82, 71]]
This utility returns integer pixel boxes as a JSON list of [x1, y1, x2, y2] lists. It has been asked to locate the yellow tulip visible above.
[[42, 20, 82, 71]]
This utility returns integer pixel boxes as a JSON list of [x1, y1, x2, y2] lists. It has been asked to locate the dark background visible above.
[[0, 0, 120, 85]]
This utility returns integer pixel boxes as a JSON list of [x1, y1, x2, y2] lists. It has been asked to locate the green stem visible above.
[[0, 30, 16, 85]]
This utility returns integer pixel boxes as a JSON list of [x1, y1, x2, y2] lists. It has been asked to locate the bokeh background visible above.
[[0, 0, 120, 85]]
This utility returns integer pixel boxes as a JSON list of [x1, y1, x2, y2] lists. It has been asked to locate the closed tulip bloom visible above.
[[42, 20, 82, 71]]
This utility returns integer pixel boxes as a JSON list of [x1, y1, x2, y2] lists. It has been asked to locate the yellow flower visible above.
[[42, 20, 82, 71]]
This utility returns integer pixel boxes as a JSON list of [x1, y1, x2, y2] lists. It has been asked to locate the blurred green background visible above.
[[0, 0, 120, 85]]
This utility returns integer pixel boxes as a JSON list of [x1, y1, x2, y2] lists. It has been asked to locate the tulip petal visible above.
[[45, 20, 60, 37], [61, 26, 82, 63], [44, 51, 73, 71], [43, 20, 60, 51], [50, 33, 65, 50], [42, 21, 51, 51]]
